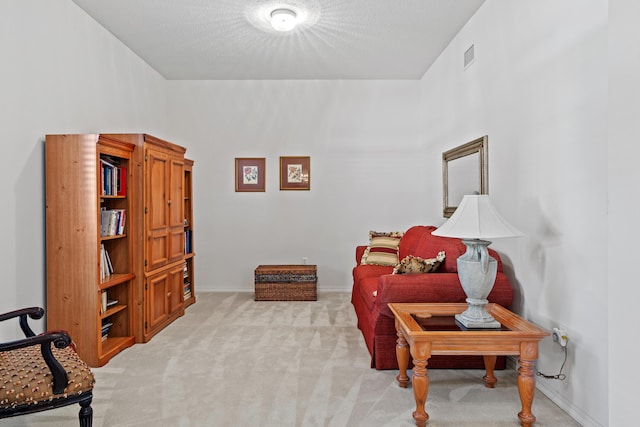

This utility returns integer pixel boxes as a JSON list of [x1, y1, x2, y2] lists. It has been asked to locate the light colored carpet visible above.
[[1, 292, 581, 426]]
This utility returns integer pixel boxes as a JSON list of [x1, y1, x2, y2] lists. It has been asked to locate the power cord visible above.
[[536, 345, 567, 380]]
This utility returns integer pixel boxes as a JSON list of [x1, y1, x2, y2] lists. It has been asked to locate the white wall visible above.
[[165, 80, 427, 291], [418, 1, 607, 425], [608, 1, 639, 425], [0, 0, 167, 338]]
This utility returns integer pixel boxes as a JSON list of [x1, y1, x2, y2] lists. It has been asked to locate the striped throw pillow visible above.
[[361, 231, 404, 266]]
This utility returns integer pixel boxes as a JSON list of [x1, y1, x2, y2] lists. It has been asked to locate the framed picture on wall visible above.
[[280, 156, 310, 191], [235, 157, 266, 192]]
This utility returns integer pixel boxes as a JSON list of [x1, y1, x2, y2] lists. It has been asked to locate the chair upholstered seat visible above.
[[1, 345, 94, 409]]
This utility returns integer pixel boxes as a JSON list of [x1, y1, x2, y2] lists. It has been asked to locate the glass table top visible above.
[[410, 313, 511, 332]]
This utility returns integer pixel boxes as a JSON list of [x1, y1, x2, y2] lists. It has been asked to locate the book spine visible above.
[[101, 209, 109, 237], [100, 244, 106, 281], [117, 166, 127, 196], [107, 210, 117, 236], [116, 209, 124, 235], [101, 291, 107, 313]]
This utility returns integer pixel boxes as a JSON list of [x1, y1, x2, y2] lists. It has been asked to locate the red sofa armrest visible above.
[[355, 245, 367, 264]]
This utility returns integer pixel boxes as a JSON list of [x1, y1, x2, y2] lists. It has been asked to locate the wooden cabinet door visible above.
[[168, 262, 184, 318], [145, 264, 184, 337], [145, 270, 169, 335], [145, 148, 184, 270], [146, 148, 170, 271]]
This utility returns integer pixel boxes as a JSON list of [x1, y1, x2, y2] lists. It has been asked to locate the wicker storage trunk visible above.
[[254, 265, 317, 301]]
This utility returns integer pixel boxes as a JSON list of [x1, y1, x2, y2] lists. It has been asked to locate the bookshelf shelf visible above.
[[99, 273, 135, 290], [101, 304, 127, 319], [100, 336, 135, 362], [101, 234, 127, 241]]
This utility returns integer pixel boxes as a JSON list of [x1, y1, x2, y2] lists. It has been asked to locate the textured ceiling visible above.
[[72, 0, 485, 80]]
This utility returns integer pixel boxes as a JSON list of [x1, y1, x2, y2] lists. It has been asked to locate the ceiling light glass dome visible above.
[[270, 8, 297, 31]]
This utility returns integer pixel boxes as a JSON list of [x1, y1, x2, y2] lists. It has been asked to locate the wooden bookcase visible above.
[[45, 134, 136, 367], [183, 158, 196, 308], [46, 133, 196, 365]]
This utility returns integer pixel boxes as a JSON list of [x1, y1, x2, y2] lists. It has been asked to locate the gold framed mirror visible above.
[[442, 136, 488, 217]]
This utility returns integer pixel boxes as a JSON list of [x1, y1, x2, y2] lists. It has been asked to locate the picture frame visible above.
[[235, 157, 266, 192], [280, 156, 310, 191]]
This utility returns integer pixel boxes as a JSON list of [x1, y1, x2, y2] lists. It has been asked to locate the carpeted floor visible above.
[[1, 292, 581, 426]]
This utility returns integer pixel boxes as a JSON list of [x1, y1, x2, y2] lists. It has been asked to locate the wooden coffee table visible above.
[[388, 303, 548, 427]]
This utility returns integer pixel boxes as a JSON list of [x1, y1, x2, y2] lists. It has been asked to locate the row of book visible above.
[[100, 244, 114, 281], [100, 157, 127, 196], [184, 230, 193, 254], [183, 260, 192, 299], [101, 319, 113, 341], [100, 291, 118, 314], [101, 209, 126, 237]]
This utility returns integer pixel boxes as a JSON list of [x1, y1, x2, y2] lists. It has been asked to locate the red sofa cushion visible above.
[[412, 231, 504, 273], [398, 226, 436, 260], [414, 232, 465, 272]]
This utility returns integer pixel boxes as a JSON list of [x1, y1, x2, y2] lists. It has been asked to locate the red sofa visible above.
[[351, 225, 514, 370]]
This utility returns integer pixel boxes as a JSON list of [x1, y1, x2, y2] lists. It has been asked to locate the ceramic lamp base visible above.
[[456, 239, 501, 329], [455, 308, 501, 329]]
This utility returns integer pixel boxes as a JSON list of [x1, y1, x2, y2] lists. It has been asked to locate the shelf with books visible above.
[[183, 259, 192, 300], [100, 155, 127, 197], [100, 238, 132, 281], [184, 229, 193, 254], [100, 208, 127, 237], [100, 289, 118, 312], [101, 319, 114, 340]]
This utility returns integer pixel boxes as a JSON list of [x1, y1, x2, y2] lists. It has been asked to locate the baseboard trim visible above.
[[195, 288, 351, 293]]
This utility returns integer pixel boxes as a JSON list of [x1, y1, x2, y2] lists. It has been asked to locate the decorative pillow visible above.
[[392, 251, 446, 274], [360, 231, 404, 266]]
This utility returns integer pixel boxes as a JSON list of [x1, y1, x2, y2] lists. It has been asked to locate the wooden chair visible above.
[[0, 307, 94, 426]]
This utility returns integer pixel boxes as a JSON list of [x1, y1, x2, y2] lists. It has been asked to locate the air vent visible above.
[[464, 44, 475, 69]]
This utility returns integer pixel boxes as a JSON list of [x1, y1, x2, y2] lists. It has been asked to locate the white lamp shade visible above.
[[432, 195, 523, 239], [271, 8, 297, 31]]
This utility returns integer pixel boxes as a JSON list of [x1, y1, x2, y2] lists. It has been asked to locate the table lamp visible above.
[[432, 195, 523, 328]]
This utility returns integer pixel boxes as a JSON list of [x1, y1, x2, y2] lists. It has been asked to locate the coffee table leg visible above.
[[396, 329, 410, 388], [483, 355, 497, 388], [411, 345, 430, 427], [517, 357, 537, 427]]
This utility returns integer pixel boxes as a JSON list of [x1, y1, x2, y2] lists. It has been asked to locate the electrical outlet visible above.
[[302, 257, 308, 265], [552, 328, 568, 347]]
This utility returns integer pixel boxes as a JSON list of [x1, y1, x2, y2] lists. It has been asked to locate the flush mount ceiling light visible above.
[[270, 8, 297, 31], [246, 2, 318, 34]]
